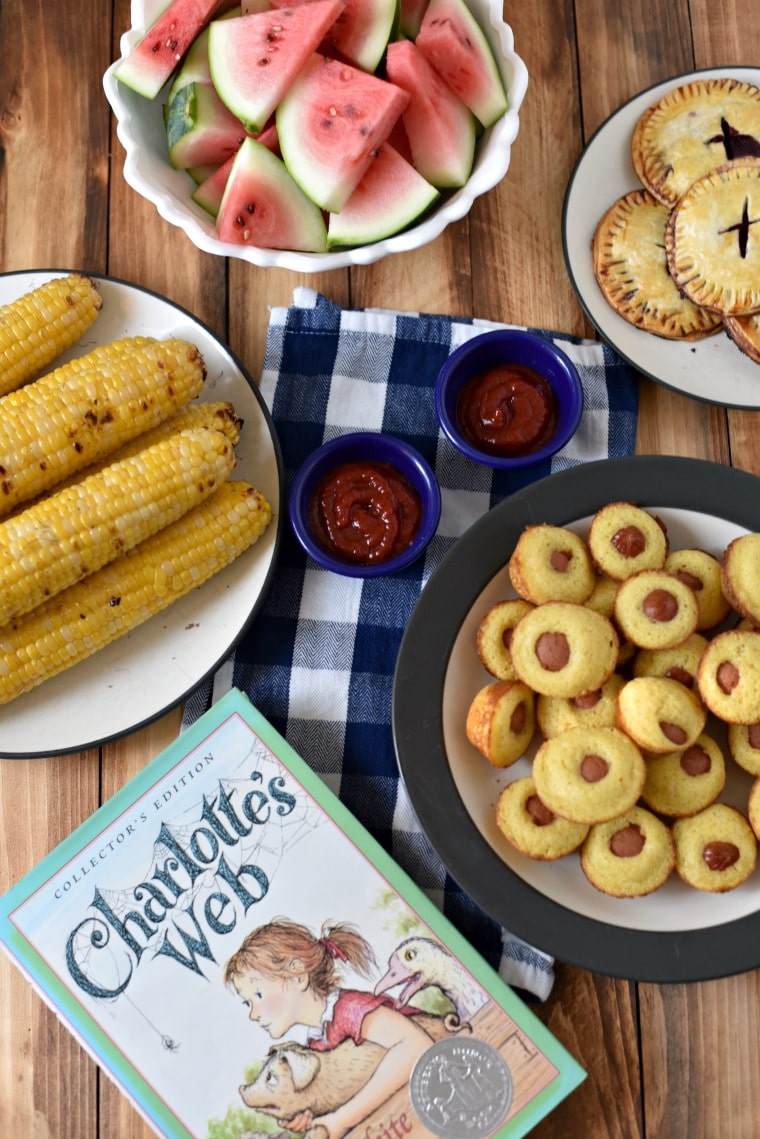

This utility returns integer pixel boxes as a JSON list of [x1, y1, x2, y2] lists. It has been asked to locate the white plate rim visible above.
[[562, 65, 760, 410], [0, 270, 283, 759]]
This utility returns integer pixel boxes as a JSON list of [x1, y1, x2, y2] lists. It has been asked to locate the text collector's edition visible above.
[[0, 689, 584, 1139]]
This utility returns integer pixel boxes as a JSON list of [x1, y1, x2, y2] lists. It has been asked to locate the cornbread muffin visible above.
[[672, 803, 758, 892], [580, 806, 676, 897], [509, 601, 619, 699], [697, 629, 760, 724], [476, 598, 535, 681], [495, 776, 589, 860], [632, 632, 710, 691], [665, 547, 732, 630], [465, 680, 535, 768], [584, 573, 619, 620], [616, 676, 707, 754], [722, 532, 760, 624], [724, 311, 760, 364], [747, 778, 760, 839], [536, 673, 625, 738], [631, 78, 760, 207], [666, 159, 760, 316], [592, 188, 723, 339], [728, 721, 760, 776], [532, 726, 647, 825], [587, 502, 668, 581], [613, 569, 700, 650], [640, 733, 726, 818], [508, 524, 596, 605]]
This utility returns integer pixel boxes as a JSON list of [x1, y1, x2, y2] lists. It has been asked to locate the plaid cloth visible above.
[[183, 288, 639, 1001]]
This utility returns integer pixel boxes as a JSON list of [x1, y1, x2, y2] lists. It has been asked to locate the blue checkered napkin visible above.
[[183, 288, 639, 1001]]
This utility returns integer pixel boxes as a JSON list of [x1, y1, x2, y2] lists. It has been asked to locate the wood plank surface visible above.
[[1, 0, 759, 1136]]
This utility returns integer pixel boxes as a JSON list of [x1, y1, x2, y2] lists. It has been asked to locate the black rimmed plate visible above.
[[393, 456, 760, 982], [562, 66, 760, 410], [0, 271, 282, 759]]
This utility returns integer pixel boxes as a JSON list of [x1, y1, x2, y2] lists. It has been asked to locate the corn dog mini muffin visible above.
[[728, 722, 760, 776], [536, 673, 625, 738], [495, 776, 589, 860], [580, 806, 676, 897], [665, 548, 731, 631], [616, 676, 707, 754], [672, 803, 758, 893], [613, 569, 700, 650], [587, 502, 668, 581], [632, 632, 709, 691], [721, 533, 760, 625], [748, 779, 760, 840], [465, 680, 535, 769], [476, 598, 535, 681], [532, 726, 647, 825], [640, 733, 726, 818], [508, 524, 596, 605], [584, 573, 619, 620], [509, 601, 619, 699], [697, 629, 760, 724]]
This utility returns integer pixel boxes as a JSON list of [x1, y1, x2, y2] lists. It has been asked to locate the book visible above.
[[0, 688, 584, 1139]]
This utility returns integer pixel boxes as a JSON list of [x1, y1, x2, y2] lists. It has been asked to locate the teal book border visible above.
[[0, 688, 585, 1137]]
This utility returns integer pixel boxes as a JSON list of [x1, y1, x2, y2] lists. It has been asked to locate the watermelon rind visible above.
[[276, 54, 410, 214], [416, 0, 508, 128], [216, 137, 328, 252], [398, 0, 429, 38], [114, 0, 226, 100], [386, 38, 476, 188], [208, 1, 345, 135], [327, 142, 439, 248], [165, 82, 246, 170]]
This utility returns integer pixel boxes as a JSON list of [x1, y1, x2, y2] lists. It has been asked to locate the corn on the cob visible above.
[[0, 274, 103, 397], [0, 336, 206, 518], [0, 481, 272, 705], [0, 426, 236, 627]]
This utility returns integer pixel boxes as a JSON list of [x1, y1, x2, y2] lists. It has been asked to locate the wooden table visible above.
[[1, 1, 760, 1135]]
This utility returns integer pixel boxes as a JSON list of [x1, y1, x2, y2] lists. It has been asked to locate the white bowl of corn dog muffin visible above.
[[0, 270, 281, 758]]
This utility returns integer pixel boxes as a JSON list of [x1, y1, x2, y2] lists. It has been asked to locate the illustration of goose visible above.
[[374, 936, 487, 1022]]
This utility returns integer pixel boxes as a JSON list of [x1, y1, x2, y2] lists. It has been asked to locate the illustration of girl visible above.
[[224, 916, 434, 1139]]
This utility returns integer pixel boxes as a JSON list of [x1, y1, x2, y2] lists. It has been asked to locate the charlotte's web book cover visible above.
[[0, 688, 584, 1139]]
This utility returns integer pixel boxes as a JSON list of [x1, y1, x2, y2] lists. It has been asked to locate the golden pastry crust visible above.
[[616, 675, 707, 754], [536, 672, 625, 738], [697, 629, 760, 724], [722, 532, 760, 624], [587, 502, 669, 581], [631, 78, 760, 207], [640, 732, 726, 818], [632, 631, 709, 691], [728, 721, 760, 776], [664, 547, 732, 631], [532, 726, 647, 825], [509, 601, 619, 699], [508, 524, 596, 605], [475, 598, 535, 681], [613, 568, 700, 651], [724, 311, 760, 364], [666, 159, 760, 315], [592, 189, 722, 339]]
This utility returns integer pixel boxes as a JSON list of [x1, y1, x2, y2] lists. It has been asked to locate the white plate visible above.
[[394, 456, 760, 981], [562, 66, 760, 409], [0, 271, 282, 758]]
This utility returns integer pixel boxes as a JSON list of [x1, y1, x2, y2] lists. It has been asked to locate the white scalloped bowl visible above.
[[103, 0, 528, 272]]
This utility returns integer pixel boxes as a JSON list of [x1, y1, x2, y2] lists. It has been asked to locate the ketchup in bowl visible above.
[[308, 459, 422, 566], [456, 363, 558, 457]]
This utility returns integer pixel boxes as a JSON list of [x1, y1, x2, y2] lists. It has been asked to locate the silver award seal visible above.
[[409, 1037, 513, 1139]]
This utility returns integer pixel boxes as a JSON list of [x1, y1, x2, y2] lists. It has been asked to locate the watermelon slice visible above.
[[327, 143, 439, 248], [208, 0, 345, 134], [276, 54, 410, 213], [386, 38, 476, 188], [192, 153, 236, 215], [115, 0, 228, 100], [268, 0, 398, 74], [216, 137, 328, 252], [165, 81, 247, 169], [416, 0, 508, 128]]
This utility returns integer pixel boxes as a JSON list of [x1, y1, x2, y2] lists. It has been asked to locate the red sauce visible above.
[[308, 460, 422, 565], [456, 364, 558, 457]]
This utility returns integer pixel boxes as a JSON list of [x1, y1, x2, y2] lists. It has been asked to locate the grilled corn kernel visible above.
[[0, 274, 103, 396], [0, 481, 272, 705], [0, 336, 206, 517], [0, 426, 236, 626]]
